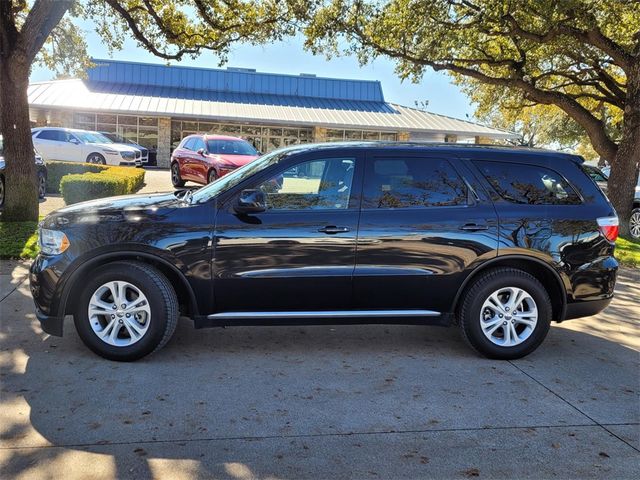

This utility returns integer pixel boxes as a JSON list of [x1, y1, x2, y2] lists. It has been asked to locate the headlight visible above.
[[120, 151, 135, 159], [102, 149, 119, 155], [39, 228, 70, 255]]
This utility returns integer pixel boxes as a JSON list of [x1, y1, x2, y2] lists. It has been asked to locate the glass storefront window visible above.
[[345, 130, 363, 140], [118, 115, 137, 126], [363, 131, 381, 141], [139, 117, 158, 127], [138, 127, 159, 150], [97, 114, 117, 124], [74, 113, 96, 125], [380, 132, 397, 141]]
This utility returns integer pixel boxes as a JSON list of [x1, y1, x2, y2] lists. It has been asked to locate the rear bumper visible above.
[[564, 297, 613, 321]]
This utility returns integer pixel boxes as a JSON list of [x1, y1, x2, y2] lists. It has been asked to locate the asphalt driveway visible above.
[[0, 260, 638, 479]]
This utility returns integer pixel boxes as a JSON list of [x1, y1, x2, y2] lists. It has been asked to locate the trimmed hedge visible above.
[[60, 165, 145, 204], [45, 161, 108, 193]]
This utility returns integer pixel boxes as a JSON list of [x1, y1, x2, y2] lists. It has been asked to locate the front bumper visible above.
[[35, 307, 64, 336], [30, 254, 70, 336]]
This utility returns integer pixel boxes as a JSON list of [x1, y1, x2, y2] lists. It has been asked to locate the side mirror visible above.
[[235, 189, 266, 214], [69, 138, 80, 145], [197, 148, 206, 156]]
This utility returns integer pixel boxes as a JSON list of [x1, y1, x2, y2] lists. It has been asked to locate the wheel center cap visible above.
[[116, 310, 125, 317], [505, 315, 512, 320]]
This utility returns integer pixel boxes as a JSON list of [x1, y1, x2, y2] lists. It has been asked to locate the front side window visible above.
[[363, 157, 467, 209], [192, 137, 206, 152], [182, 138, 196, 150], [475, 160, 581, 205], [256, 157, 356, 210]]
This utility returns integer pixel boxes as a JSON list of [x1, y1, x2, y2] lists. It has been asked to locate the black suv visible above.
[[30, 143, 619, 361]]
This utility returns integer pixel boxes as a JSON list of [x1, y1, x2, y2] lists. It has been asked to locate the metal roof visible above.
[[89, 59, 385, 102], [28, 76, 518, 139]]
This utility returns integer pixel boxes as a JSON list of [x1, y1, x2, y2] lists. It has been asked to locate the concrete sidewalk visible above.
[[0, 261, 638, 479]]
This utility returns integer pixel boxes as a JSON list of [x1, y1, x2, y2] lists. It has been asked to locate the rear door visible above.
[[32, 130, 63, 160], [353, 152, 499, 314]]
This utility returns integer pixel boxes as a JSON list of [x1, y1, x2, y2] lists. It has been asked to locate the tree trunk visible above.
[[0, 57, 38, 222], [607, 59, 640, 239]]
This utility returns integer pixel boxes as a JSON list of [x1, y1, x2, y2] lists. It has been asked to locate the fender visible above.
[[56, 250, 200, 320], [450, 254, 568, 321]]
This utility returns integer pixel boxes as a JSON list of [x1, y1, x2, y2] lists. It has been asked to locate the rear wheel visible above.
[[629, 208, 640, 239], [38, 172, 46, 199], [458, 268, 552, 360], [87, 153, 106, 165], [207, 169, 217, 184], [171, 162, 185, 187], [74, 262, 179, 361]]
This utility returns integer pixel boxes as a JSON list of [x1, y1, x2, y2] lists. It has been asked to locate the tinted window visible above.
[[36, 130, 63, 141], [363, 157, 467, 209], [192, 138, 206, 152], [182, 138, 196, 150], [583, 165, 608, 182], [475, 160, 581, 205], [207, 139, 257, 156], [257, 157, 355, 210]]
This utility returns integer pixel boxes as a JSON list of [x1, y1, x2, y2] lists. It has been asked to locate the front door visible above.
[[353, 153, 499, 314], [213, 152, 363, 312]]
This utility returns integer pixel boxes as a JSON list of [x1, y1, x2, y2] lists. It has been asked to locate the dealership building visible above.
[[27, 59, 517, 167]]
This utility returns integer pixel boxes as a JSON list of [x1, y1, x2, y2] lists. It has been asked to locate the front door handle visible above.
[[318, 225, 350, 234], [460, 223, 489, 231]]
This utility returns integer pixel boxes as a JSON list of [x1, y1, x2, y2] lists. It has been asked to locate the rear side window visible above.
[[474, 160, 581, 205], [363, 157, 467, 209], [36, 130, 62, 141]]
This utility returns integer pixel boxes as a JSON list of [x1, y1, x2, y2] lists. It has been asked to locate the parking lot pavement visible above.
[[0, 262, 638, 479]]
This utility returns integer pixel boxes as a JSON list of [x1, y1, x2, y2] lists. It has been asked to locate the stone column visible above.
[[475, 136, 493, 144], [397, 131, 410, 141], [156, 117, 172, 168], [313, 126, 328, 143], [444, 134, 458, 143]]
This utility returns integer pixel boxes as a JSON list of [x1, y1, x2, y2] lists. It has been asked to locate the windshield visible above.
[[76, 132, 113, 144], [191, 149, 290, 204], [206, 139, 257, 156]]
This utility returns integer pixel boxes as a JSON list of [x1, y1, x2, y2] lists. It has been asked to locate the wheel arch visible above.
[[452, 255, 568, 322], [60, 251, 199, 321]]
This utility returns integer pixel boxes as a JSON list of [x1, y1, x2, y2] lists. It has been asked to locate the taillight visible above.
[[597, 216, 619, 242]]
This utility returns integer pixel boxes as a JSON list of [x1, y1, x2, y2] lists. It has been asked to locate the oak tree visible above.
[[303, 0, 640, 236]]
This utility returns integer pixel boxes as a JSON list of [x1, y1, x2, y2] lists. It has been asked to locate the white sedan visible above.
[[32, 127, 142, 166]]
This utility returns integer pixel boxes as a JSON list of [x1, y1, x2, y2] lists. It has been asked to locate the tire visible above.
[[38, 172, 47, 199], [629, 208, 640, 240], [87, 153, 106, 165], [171, 162, 185, 187], [0, 175, 4, 207], [207, 169, 217, 184], [458, 268, 552, 360], [74, 261, 179, 361]]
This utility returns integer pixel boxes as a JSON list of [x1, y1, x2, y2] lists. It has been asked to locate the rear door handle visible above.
[[318, 226, 350, 234], [460, 223, 489, 231]]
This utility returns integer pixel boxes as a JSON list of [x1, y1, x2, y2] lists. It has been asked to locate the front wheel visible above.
[[207, 169, 217, 184], [87, 153, 106, 165], [629, 208, 640, 240], [74, 262, 179, 361], [458, 268, 552, 360]]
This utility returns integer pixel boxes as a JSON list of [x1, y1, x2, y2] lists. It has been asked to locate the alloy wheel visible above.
[[479, 287, 538, 347], [88, 281, 151, 347], [172, 164, 180, 184], [38, 175, 46, 198], [630, 210, 640, 239]]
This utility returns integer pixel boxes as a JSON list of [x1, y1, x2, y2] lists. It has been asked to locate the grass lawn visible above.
[[0, 221, 39, 259], [615, 237, 640, 268]]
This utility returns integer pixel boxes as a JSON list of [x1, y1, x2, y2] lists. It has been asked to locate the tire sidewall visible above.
[[74, 264, 169, 361], [171, 162, 183, 187], [462, 273, 552, 359]]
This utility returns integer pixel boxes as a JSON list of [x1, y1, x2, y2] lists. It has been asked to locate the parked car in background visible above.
[[170, 134, 259, 187], [31, 143, 619, 361], [0, 135, 47, 207], [32, 128, 142, 166], [588, 165, 640, 239], [99, 132, 149, 165]]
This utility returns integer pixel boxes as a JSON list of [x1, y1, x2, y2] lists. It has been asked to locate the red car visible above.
[[171, 134, 260, 187]]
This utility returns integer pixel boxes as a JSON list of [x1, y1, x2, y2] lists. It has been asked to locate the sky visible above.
[[29, 22, 476, 122]]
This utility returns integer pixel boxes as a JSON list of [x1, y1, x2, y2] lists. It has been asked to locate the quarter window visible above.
[[256, 157, 355, 210], [363, 158, 467, 209], [474, 161, 581, 205]]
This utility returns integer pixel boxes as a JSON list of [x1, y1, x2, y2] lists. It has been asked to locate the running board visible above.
[[207, 310, 440, 320]]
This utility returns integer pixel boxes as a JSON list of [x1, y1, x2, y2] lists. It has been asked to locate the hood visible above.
[[43, 191, 184, 227], [213, 154, 259, 168], [94, 143, 138, 153]]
